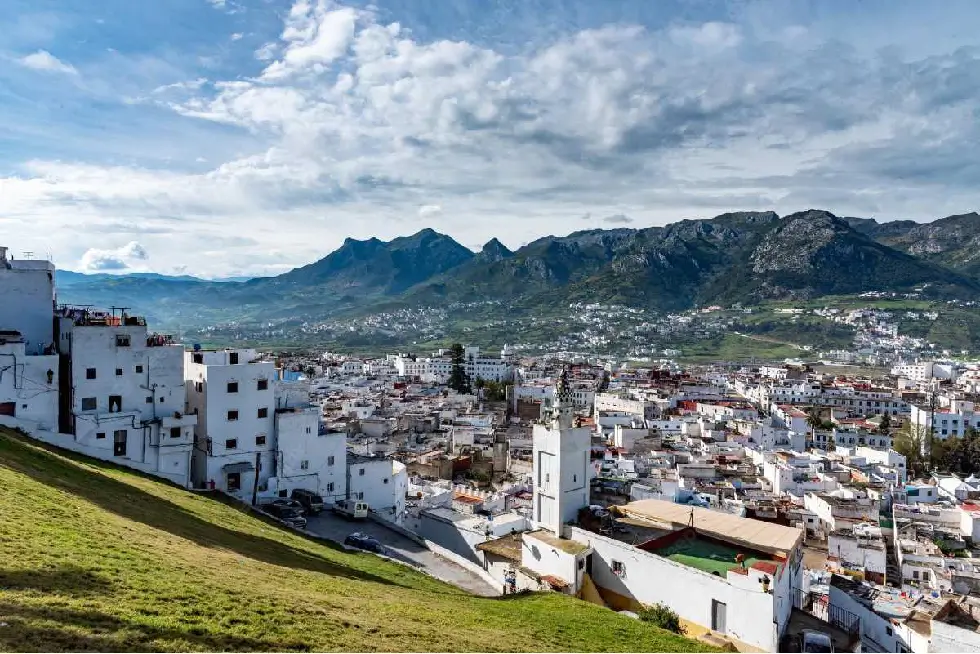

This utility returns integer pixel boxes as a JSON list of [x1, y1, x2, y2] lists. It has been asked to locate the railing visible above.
[[790, 588, 861, 637]]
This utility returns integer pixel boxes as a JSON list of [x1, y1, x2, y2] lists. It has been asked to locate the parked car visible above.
[[262, 503, 308, 529], [270, 498, 306, 515], [333, 499, 369, 520], [800, 629, 833, 653], [291, 489, 325, 514], [345, 532, 386, 555]]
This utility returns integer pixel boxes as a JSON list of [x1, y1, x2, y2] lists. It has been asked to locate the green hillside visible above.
[[0, 429, 712, 652]]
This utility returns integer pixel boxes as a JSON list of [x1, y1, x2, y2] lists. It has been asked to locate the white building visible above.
[[0, 248, 56, 355], [186, 349, 324, 500], [532, 369, 591, 535], [0, 249, 59, 429], [57, 308, 197, 486], [912, 400, 980, 440], [0, 331, 59, 429], [348, 455, 408, 523]]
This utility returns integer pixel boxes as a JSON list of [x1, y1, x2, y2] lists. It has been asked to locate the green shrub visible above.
[[639, 603, 685, 634]]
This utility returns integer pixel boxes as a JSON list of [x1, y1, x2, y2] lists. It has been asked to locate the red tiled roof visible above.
[[751, 561, 780, 575], [540, 575, 570, 589]]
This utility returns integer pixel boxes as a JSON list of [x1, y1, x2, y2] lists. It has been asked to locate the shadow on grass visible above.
[[0, 601, 313, 652], [0, 431, 403, 587], [0, 567, 113, 596]]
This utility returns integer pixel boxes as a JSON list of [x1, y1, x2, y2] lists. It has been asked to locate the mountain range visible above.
[[57, 209, 980, 330]]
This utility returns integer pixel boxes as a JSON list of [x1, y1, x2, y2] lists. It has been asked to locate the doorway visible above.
[[113, 430, 127, 457], [711, 599, 727, 633], [227, 472, 241, 492]]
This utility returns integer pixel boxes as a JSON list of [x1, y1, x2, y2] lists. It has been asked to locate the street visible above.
[[304, 511, 498, 597]]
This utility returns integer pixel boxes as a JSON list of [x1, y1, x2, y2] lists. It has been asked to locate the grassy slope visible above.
[[0, 430, 713, 653]]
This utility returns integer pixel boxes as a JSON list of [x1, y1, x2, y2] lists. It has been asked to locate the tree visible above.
[[447, 343, 471, 394], [879, 412, 891, 433], [895, 423, 930, 478], [805, 408, 822, 446]]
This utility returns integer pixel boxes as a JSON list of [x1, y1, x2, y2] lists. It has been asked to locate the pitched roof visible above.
[[617, 498, 803, 556]]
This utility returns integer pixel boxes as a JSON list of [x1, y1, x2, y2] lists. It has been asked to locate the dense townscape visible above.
[[10, 248, 980, 652]]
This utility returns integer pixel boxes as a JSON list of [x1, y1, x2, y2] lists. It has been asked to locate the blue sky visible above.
[[1, 0, 979, 277]]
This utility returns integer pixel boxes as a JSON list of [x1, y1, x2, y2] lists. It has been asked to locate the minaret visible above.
[[532, 366, 591, 535], [554, 366, 574, 430]]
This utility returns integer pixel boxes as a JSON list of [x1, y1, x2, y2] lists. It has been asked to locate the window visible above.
[[327, 455, 335, 466], [225, 438, 238, 449], [611, 560, 625, 576], [359, 468, 365, 476], [115, 334, 131, 347], [226, 472, 241, 491], [115, 368, 123, 376], [227, 382, 238, 393], [326, 482, 335, 493], [279, 490, 288, 498], [145, 396, 153, 404], [257, 379, 268, 390], [573, 474, 577, 483], [257, 407, 268, 418], [192, 353, 204, 364], [229, 352, 239, 365], [300, 460, 309, 470], [170, 427, 181, 438], [227, 410, 239, 421], [96, 432, 105, 439], [195, 381, 203, 393], [256, 435, 266, 446], [383, 478, 389, 484], [356, 492, 364, 500], [306, 427, 311, 434], [886, 626, 893, 636], [912, 570, 919, 580], [81, 397, 97, 411], [86, 368, 97, 380], [135, 365, 143, 373]]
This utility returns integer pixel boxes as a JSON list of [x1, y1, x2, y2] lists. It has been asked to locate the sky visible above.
[[1, 0, 979, 278]]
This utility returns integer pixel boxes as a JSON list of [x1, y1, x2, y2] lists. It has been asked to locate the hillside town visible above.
[[10, 250, 980, 652]]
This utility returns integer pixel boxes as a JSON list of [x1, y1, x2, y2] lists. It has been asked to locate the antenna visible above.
[[22, 251, 34, 259]]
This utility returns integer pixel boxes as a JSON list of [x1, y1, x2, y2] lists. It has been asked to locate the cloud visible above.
[[418, 204, 442, 217], [231, 33, 244, 41], [18, 50, 77, 75], [79, 241, 149, 272], [3, 0, 980, 277]]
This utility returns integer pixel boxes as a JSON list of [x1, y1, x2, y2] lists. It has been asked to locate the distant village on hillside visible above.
[[7, 247, 980, 653]]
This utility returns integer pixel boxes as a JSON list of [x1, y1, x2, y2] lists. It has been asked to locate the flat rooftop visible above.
[[617, 498, 803, 556], [525, 529, 591, 555]]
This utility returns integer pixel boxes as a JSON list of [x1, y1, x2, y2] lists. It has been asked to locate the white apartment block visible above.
[[56, 308, 197, 486], [0, 248, 56, 355], [185, 348, 347, 502], [394, 346, 514, 384], [911, 400, 980, 440], [891, 361, 957, 382], [0, 249, 60, 430]]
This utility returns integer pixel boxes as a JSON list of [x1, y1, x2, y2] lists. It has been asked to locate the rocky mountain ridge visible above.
[[59, 209, 980, 329]]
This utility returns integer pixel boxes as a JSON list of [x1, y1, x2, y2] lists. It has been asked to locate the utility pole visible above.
[[251, 451, 261, 506]]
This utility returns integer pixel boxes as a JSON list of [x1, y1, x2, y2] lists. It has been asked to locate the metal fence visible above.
[[790, 588, 861, 637]]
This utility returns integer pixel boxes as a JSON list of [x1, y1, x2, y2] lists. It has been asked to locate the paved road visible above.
[[305, 511, 498, 597]]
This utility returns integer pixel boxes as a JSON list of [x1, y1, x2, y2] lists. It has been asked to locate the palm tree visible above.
[[805, 408, 822, 447]]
